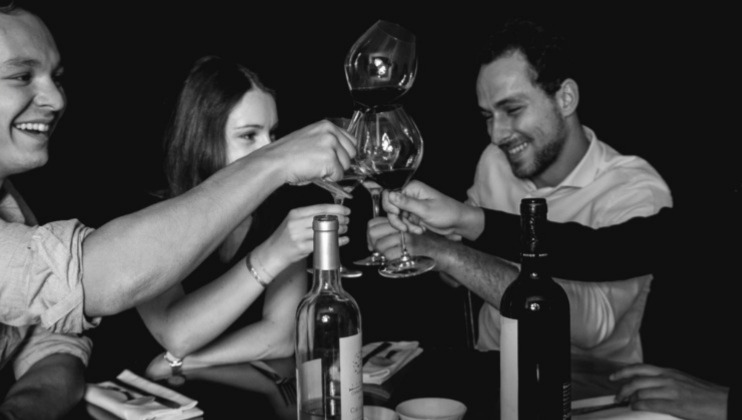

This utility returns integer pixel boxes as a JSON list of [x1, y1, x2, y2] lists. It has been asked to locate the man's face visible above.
[[0, 11, 65, 179], [476, 51, 567, 184]]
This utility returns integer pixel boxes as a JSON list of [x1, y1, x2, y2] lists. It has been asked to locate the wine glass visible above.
[[352, 179, 387, 266], [346, 20, 415, 267], [352, 105, 436, 278], [318, 117, 365, 278], [345, 19, 417, 110]]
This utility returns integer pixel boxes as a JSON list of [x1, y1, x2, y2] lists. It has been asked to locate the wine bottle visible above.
[[500, 198, 571, 420], [296, 215, 363, 420]]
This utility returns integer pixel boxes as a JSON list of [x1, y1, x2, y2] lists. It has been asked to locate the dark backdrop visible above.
[[12, 2, 739, 385]]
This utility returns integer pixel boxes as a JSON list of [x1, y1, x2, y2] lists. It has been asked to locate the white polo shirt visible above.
[[467, 126, 672, 364]]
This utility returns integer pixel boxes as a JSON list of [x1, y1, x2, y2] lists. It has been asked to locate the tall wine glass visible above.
[[321, 117, 365, 278], [353, 106, 436, 278], [352, 179, 387, 266], [345, 19, 416, 269]]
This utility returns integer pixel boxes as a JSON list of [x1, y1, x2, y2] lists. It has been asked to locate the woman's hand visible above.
[[145, 352, 172, 380], [256, 204, 350, 277]]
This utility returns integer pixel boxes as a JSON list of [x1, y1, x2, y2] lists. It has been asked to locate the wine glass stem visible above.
[[398, 231, 411, 261], [370, 189, 381, 218], [368, 189, 386, 261]]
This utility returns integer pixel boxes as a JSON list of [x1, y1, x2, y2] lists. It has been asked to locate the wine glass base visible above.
[[306, 266, 363, 278], [340, 266, 363, 278], [353, 253, 387, 267], [378, 256, 436, 278]]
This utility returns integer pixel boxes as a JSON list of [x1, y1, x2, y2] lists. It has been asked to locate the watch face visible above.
[[164, 352, 183, 367]]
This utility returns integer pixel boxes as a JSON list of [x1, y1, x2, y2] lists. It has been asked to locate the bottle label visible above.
[[297, 358, 323, 405], [340, 333, 363, 419], [500, 316, 518, 420]]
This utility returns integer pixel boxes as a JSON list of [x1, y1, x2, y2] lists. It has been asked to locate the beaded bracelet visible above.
[[245, 252, 269, 288]]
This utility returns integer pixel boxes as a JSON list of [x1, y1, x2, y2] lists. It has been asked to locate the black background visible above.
[[12, 2, 740, 385]]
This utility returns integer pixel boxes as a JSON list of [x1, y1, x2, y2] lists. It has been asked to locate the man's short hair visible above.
[[478, 18, 576, 96]]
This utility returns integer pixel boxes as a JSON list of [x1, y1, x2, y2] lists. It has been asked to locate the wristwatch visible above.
[[163, 352, 186, 386]]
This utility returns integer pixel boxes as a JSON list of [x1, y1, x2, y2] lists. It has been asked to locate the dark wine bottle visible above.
[[296, 215, 364, 419], [500, 198, 571, 420]]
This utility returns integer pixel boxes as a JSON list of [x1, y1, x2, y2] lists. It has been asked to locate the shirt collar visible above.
[[555, 125, 602, 189]]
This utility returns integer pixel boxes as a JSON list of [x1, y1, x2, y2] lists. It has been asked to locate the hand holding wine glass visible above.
[[316, 117, 367, 278]]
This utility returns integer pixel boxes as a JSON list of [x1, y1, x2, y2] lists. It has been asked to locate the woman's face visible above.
[[224, 88, 277, 165]]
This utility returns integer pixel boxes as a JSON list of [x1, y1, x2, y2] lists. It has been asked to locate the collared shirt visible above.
[[1, 180, 96, 377], [467, 126, 672, 364]]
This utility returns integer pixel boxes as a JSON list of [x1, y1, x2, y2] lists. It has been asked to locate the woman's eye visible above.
[[241, 132, 257, 141], [10, 73, 31, 83]]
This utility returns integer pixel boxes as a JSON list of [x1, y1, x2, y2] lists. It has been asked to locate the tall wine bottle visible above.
[[296, 215, 363, 420], [500, 198, 571, 420]]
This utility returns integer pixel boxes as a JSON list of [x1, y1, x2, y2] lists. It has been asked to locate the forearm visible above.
[[0, 354, 85, 420], [467, 207, 674, 281], [181, 316, 295, 368], [138, 260, 267, 358], [83, 151, 285, 317], [422, 232, 519, 308], [183, 263, 305, 367]]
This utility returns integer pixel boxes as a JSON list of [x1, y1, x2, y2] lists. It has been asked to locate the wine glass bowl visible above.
[[345, 20, 417, 109], [352, 105, 422, 182]]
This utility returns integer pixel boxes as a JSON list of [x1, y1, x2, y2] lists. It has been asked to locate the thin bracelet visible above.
[[245, 252, 269, 288]]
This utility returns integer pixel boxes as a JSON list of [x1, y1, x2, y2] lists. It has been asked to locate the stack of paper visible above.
[[362, 341, 423, 385], [85, 370, 203, 420]]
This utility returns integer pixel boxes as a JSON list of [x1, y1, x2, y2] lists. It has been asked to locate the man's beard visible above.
[[510, 119, 567, 180]]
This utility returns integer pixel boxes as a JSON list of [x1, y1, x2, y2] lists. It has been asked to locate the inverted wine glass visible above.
[[345, 19, 417, 110]]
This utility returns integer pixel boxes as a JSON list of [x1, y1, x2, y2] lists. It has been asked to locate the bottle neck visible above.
[[519, 250, 550, 279], [519, 199, 549, 278], [311, 222, 343, 293]]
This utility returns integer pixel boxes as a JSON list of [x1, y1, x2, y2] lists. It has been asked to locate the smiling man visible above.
[[367, 18, 672, 365], [0, 2, 357, 417]]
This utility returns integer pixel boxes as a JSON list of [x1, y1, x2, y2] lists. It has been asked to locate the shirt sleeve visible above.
[[0, 219, 101, 334], [466, 207, 677, 281], [11, 325, 92, 379]]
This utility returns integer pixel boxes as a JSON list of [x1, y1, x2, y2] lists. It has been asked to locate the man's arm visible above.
[[367, 217, 517, 307], [83, 121, 355, 317], [0, 354, 85, 420], [468, 206, 675, 280], [383, 180, 676, 281]]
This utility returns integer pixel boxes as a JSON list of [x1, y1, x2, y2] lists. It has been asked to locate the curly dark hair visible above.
[[478, 18, 575, 96]]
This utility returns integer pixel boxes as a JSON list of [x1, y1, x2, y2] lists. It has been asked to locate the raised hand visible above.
[[382, 180, 480, 240], [610, 364, 729, 420], [259, 204, 350, 275], [258, 120, 357, 186]]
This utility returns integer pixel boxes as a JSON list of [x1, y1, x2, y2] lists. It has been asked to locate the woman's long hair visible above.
[[163, 55, 274, 197]]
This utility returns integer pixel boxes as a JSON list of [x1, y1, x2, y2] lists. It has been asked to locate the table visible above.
[[70, 346, 622, 420]]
